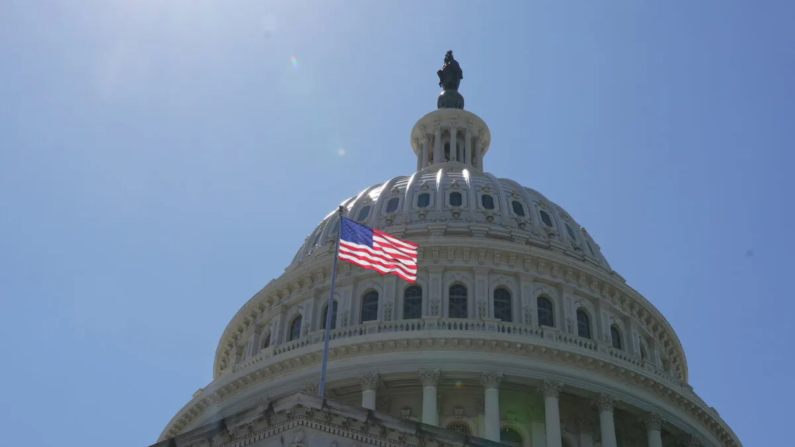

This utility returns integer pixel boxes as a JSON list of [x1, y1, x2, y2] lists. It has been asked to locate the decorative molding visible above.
[[541, 379, 564, 398], [358, 372, 380, 391], [480, 371, 504, 389], [418, 369, 441, 387], [643, 412, 663, 431], [595, 393, 616, 413]]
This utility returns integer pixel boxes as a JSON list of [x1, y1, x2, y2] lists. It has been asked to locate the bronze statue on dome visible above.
[[437, 50, 463, 91]]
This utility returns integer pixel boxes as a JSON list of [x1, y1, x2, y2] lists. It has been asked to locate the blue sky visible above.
[[1, 1, 792, 446]]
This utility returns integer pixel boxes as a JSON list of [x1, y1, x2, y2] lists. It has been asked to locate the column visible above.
[[450, 126, 458, 162], [481, 371, 504, 441], [358, 372, 380, 410], [419, 369, 441, 426], [421, 137, 429, 169], [644, 413, 663, 447], [415, 138, 422, 171], [474, 138, 482, 169], [542, 380, 563, 447], [595, 394, 617, 447], [433, 127, 442, 165], [465, 128, 472, 167]]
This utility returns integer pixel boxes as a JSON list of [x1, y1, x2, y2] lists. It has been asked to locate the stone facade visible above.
[[154, 71, 742, 447]]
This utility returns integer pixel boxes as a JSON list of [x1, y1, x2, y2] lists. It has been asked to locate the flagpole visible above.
[[318, 206, 344, 398]]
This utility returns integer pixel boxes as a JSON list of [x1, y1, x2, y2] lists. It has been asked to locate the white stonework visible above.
[[154, 79, 743, 447]]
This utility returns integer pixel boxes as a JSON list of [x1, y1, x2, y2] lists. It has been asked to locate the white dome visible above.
[[289, 164, 611, 273], [156, 55, 742, 447]]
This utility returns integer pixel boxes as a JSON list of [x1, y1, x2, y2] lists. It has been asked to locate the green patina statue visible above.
[[437, 50, 463, 91]]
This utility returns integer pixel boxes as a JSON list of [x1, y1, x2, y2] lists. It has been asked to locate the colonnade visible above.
[[354, 371, 674, 447], [415, 124, 485, 170]]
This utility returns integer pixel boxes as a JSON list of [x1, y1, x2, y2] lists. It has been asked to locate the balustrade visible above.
[[230, 318, 680, 386]]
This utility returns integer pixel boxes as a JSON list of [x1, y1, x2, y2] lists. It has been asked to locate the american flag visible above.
[[338, 217, 418, 283]]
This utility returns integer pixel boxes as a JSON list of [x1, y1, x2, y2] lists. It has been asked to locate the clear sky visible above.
[[1, 1, 792, 446]]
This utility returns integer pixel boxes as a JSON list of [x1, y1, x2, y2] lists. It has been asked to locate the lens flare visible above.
[[290, 56, 298, 68], [338, 149, 346, 156]]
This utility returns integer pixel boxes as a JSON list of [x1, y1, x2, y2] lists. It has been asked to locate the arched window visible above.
[[537, 297, 554, 327], [321, 300, 338, 330], [611, 325, 622, 350], [481, 194, 495, 209], [447, 422, 470, 435], [357, 206, 371, 221], [449, 191, 463, 207], [512, 200, 525, 216], [361, 291, 379, 323], [444, 142, 451, 161], [640, 343, 648, 360], [403, 286, 422, 319], [500, 427, 522, 445], [576, 309, 591, 339], [565, 224, 577, 240], [493, 288, 512, 322], [261, 333, 271, 349], [449, 284, 468, 318], [385, 197, 400, 213], [539, 210, 553, 227], [417, 193, 431, 208], [289, 315, 302, 341]]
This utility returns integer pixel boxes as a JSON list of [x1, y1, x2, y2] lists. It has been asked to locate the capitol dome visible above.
[[155, 52, 742, 447]]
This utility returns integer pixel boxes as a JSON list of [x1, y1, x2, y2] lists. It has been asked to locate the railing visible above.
[[232, 318, 681, 386]]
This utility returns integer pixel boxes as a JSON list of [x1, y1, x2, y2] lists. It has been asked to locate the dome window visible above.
[[537, 297, 554, 327], [481, 194, 495, 210], [640, 343, 648, 360], [512, 200, 525, 217], [321, 300, 338, 330], [586, 240, 595, 256], [449, 191, 463, 207], [611, 325, 622, 350], [357, 206, 371, 221], [417, 193, 431, 208], [361, 291, 379, 323], [565, 224, 577, 240], [449, 284, 468, 318], [539, 210, 553, 227], [385, 197, 400, 213], [500, 428, 522, 444], [576, 309, 591, 339], [493, 288, 512, 322], [403, 286, 422, 319], [289, 315, 302, 341], [261, 333, 271, 349]]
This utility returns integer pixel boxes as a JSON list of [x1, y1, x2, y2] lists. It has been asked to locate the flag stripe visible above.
[[339, 246, 417, 275], [338, 218, 419, 283], [339, 253, 417, 281], [339, 240, 417, 267]]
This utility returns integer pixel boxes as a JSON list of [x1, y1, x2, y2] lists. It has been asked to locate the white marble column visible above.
[[481, 371, 504, 442], [596, 394, 617, 447], [421, 137, 429, 169], [644, 412, 663, 447], [542, 380, 563, 447], [450, 127, 458, 162], [465, 128, 472, 167], [433, 127, 442, 165], [358, 372, 380, 410], [474, 138, 482, 169], [419, 369, 441, 426]]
